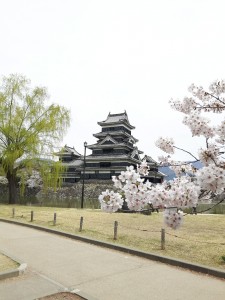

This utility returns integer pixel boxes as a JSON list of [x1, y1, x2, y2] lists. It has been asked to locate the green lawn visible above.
[[0, 205, 225, 270]]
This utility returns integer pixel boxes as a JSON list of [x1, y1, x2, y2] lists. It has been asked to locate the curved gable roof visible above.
[[99, 135, 118, 145], [98, 111, 135, 129]]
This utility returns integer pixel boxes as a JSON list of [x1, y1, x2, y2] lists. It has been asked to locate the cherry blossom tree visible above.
[[99, 80, 225, 229], [156, 80, 225, 202]]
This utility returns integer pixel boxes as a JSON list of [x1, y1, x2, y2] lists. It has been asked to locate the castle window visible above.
[[100, 162, 111, 168], [103, 148, 113, 154]]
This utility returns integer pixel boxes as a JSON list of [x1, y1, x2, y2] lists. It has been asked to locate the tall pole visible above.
[[81, 141, 87, 209]]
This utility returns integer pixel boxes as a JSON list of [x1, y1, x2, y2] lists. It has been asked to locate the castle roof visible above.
[[55, 145, 81, 158], [97, 112, 135, 129], [93, 131, 138, 142], [142, 155, 158, 165]]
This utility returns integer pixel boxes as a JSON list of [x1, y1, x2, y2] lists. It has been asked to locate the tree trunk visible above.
[[6, 171, 17, 204]]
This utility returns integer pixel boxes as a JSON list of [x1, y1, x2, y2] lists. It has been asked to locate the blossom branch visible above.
[[173, 146, 198, 160]]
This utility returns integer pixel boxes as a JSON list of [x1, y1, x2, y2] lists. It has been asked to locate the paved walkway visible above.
[[0, 222, 224, 300]]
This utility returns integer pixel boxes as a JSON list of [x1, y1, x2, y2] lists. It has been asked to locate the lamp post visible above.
[[81, 141, 87, 209]]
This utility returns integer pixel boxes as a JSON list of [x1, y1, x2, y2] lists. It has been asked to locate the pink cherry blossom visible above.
[[100, 79, 225, 230]]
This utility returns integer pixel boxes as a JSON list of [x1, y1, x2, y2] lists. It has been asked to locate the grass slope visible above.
[[0, 253, 19, 273]]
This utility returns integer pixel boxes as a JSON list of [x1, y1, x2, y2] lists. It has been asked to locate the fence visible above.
[[10, 208, 166, 249], [8, 208, 225, 254]]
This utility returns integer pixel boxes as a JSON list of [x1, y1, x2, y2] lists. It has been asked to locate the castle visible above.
[[56, 112, 164, 183]]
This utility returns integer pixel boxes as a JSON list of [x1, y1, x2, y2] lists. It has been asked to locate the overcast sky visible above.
[[1, 0, 225, 161]]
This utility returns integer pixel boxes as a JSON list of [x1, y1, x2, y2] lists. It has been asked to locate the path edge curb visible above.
[[0, 248, 27, 281]]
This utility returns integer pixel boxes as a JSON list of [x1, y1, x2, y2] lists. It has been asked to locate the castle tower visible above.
[[84, 112, 143, 180]]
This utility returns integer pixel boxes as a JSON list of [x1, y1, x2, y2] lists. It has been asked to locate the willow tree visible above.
[[0, 74, 70, 204]]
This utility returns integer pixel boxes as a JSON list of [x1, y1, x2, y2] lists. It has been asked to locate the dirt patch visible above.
[[37, 292, 86, 300]]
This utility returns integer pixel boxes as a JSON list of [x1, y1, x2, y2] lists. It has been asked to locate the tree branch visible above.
[[174, 145, 198, 160], [205, 91, 225, 105]]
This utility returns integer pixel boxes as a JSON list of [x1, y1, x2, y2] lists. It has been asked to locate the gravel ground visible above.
[[37, 292, 86, 300]]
